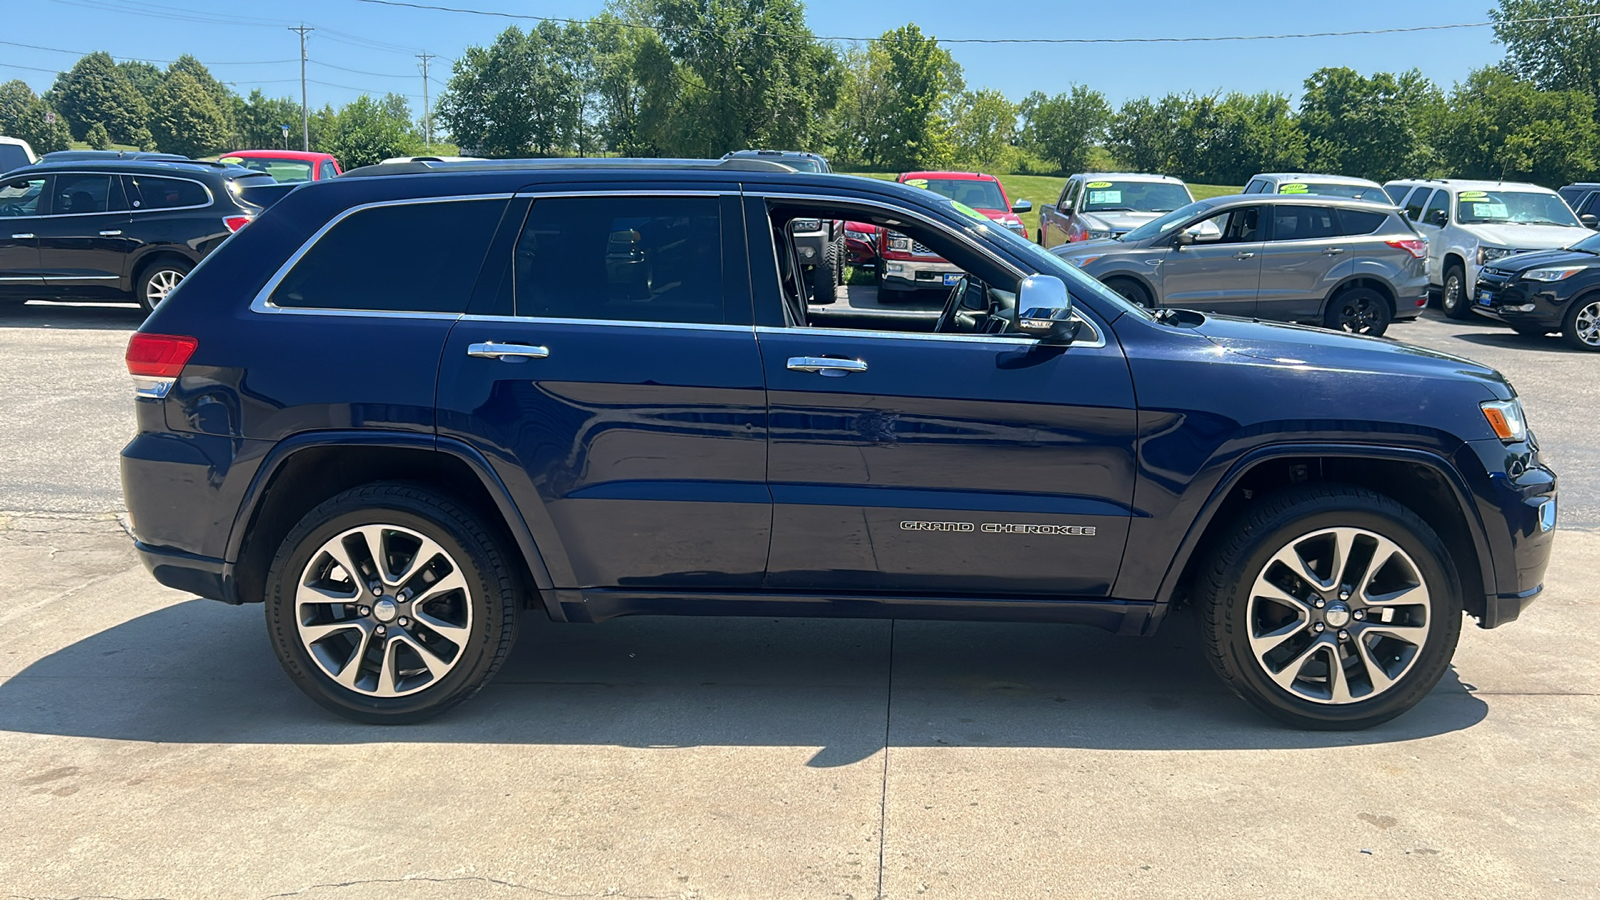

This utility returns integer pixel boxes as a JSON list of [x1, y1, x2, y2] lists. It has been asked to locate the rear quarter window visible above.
[[126, 175, 210, 210], [1335, 208, 1388, 235], [268, 198, 505, 313]]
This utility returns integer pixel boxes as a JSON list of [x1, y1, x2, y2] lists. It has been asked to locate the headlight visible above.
[[1481, 398, 1528, 443], [886, 230, 911, 251], [1004, 221, 1026, 235], [1087, 229, 1113, 239], [1478, 246, 1518, 266], [1523, 265, 1589, 282], [845, 229, 873, 241]]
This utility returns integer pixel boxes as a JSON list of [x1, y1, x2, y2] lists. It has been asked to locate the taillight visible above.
[[223, 215, 252, 233], [126, 333, 197, 399], [1386, 238, 1427, 259]]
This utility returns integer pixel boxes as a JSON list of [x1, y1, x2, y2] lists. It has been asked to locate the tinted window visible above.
[[1276, 181, 1384, 200], [1403, 187, 1429, 221], [1422, 190, 1449, 226], [0, 177, 45, 217], [1336, 208, 1388, 235], [320, 161, 338, 180], [51, 173, 122, 214], [270, 199, 504, 313], [513, 196, 724, 324], [1243, 180, 1265, 194], [909, 177, 1008, 210], [1581, 193, 1600, 217], [126, 175, 209, 210], [1269, 205, 1338, 241], [1187, 206, 1260, 244], [0, 144, 32, 173], [1385, 184, 1412, 203], [1559, 187, 1585, 207]]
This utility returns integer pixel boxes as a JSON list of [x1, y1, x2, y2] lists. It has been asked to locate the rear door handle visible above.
[[99, 229, 123, 237], [466, 341, 549, 360], [1233, 251, 1255, 259], [787, 356, 867, 376], [11, 233, 33, 239], [1324, 247, 1344, 255]]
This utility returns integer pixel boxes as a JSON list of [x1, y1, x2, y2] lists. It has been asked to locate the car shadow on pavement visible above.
[[0, 599, 1486, 764], [0, 300, 145, 330], [1451, 330, 1584, 354]]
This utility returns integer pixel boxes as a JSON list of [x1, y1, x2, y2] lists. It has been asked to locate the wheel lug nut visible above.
[[1338, 629, 1350, 641], [397, 616, 410, 627], [1314, 622, 1326, 633], [1314, 598, 1326, 609], [358, 605, 371, 617], [375, 624, 386, 636], [1353, 609, 1366, 621], [1339, 591, 1350, 601]]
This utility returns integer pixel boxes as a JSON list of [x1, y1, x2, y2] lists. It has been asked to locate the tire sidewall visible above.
[[1326, 287, 1391, 336], [1562, 295, 1600, 351], [264, 491, 511, 723], [137, 259, 193, 313], [1107, 278, 1152, 309], [1208, 500, 1463, 729], [1442, 266, 1469, 319]]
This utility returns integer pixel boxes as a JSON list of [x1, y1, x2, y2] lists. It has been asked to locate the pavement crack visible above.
[[257, 875, 664, 899]]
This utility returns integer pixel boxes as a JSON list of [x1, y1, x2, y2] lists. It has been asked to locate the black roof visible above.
[[342, 157, 800, 178], [8, 157, 270, 179], [40, 150, 189, 162]]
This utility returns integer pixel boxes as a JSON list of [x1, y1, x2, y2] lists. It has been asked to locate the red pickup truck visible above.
[[878, 171, 1031, 295]]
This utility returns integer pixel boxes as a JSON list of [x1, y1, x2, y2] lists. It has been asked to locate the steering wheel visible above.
[[0, 203, 22, 218], [934, 275, 969, 333]]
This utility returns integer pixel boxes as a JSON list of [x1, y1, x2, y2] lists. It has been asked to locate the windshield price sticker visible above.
[[1460, 190, 1490, 201], [1086, 181, 1113, 189], [1279, 183, 1310, 193], [905, 178, 928, 189], [1088, 190, 1122, 205], [1473, 202, 1510, 218]]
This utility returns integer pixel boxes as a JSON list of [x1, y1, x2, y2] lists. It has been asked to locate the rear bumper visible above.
[[1464, 437, 1558, 628], [135, 540, 239, 604]]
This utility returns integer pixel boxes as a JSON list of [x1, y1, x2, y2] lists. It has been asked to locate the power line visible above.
[[0, 38, 293, 65], [345, 0, 1600, 45]]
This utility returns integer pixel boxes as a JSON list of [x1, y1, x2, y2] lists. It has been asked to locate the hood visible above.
[[1487, 246, 1599, 273], [1461, 222, 1592, 250], [1051, 237, 1124, 258], [1187, 314, 1510, 396], [974, 207, 1023, 228], [1079, 211, 1163, 232]]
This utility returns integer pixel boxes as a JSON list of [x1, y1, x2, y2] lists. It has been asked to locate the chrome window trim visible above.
[[459, 313, 753, 333], [749, 190, 1106, 349], [250, 193, 515, 317]]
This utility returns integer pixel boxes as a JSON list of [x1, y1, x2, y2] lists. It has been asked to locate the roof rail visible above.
[[340, 156, 799, 178]]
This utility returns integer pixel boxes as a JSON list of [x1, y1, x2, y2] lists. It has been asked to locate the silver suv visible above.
[[1051, 195, 1429, 336], [1038, 173, 1193, 247]]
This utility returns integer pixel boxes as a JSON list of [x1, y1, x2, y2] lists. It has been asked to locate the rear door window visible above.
[[1268, 205, 1338, 241], [512, 195, 727, 325], [269, 198, 505, 313], [125, 175, 210, 210], [50, 173, 124, 215], [1334, 208, 1388, 235]]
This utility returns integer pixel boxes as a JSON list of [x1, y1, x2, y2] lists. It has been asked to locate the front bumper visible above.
[[1472, 269, 1570, 330], [792, 229, 827, 266], [880, 256, 962, 291]]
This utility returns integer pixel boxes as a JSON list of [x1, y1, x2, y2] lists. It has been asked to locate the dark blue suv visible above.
[[120, 158, 1558, 729]]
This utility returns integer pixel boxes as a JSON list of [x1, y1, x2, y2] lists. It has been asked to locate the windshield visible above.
[[941, 197, 1153, 322], [1080, 180, 1191, 213], [1456, 190, 1581, 226], [1119, 199, 1214, 243], [908, 177, 1008, 210], [1570, 232, 1600, 254], [227, 157, 313, 183], [1277, 181, 1386, 201], [778, 157, 824, 173]]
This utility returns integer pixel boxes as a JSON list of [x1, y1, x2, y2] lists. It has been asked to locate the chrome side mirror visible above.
[[1011, 199, 1033, 214], [1016, 275, 1079, 345]]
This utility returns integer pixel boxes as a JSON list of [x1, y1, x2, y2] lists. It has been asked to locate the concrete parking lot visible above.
[[0, 300, 1595, 899]]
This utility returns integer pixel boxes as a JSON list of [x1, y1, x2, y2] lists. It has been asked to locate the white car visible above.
[[1383, 179, 1592, 319], [0, 135, 36, 174]]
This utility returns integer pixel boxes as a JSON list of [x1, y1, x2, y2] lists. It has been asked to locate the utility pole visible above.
[[289, 24, 314, 152], [416, 51, 436, 151]]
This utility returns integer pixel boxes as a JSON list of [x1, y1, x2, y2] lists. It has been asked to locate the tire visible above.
[[1323, 287, 1392, 336], [1561, 295, 1600, 351], [1441, 263, 1471, 320], [264, 482, 519, 723], [136, 257, 193, 314], [1105, 277, 1154, 309], [1195, 484, 1463, 730], [834, 235, 847, 286], [811, 237, 840, 304]]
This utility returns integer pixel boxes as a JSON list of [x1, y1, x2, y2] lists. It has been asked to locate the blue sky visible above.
[[4, 0, 1507, 118]]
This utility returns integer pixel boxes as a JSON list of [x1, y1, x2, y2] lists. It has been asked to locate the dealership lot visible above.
[[0, 301, 1596, 898]]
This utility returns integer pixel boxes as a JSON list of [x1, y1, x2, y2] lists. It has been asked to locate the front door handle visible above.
[[466, 341, 549, 360], [11, 233, 33, 239], [99, 229, 123, 237], [787, 356, 868, 376], [1324, 247, 1344, 255], [1234, 251, 1255, 259]]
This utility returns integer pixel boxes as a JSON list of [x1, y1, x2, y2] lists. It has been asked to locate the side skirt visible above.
[[554, 589, 1159, 636]]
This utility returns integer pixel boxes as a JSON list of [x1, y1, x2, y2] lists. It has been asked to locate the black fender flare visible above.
[[225, 429, 561, 619], [1153, 442, 1497, 607]]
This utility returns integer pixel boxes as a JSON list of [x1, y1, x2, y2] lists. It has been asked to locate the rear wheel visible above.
[[1104, 277, 1153, 309], [136, 258, 192, 314], [264, 482, 519, 723], [1196, 484, 1462, 730], [1561, 296, 1600, 351], [1441, 263, 1471, 320], [1323, 287, 1392, 336]]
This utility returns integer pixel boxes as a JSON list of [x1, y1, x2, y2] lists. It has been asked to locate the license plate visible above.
[[1478, 291, 1493, 306], [943, 273, 962, 285]]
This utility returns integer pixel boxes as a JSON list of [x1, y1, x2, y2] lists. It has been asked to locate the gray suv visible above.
[[1052, 195, 1429, 336]]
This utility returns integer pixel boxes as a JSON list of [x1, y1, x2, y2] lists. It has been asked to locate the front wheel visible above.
[[1561, 296, 1600, 351], [1104, 277, 1154, 309], [1196, 484, 1462, 730], [136, 258, 192, 314], [1323, 287, 1392, 336], [264, 483, 519, 723], [1441, 264, 1471, 320]]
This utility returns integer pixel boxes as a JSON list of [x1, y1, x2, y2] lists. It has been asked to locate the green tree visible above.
[[588, 14, 677, 156], [49, 51, 153, 147], [1110, 94, 1187, 175], [1492, 0, 1600, 100], [236, 90, 303, 149], [1436, 67, 1598, 185], [1299, 67, 1440, 181], [117, 60, 164, 113], [949, 89, 1018, 171], [1195, 92, 1307, 184], [869, 23, 961, 170], [1019, 85, 1112, 173], [150, 70, 231, 157], [0, 80, 72, 154], [323, 94, 422, 167], [85, 121, 111, 150], [439, 23, 587, 157], [166, 55, 238, 143]]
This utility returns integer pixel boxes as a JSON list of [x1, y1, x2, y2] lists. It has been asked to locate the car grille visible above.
[[912, 241, 939, 256]]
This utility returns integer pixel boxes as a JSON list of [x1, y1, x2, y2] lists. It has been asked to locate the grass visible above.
[[840, 171, 1241, 237]]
